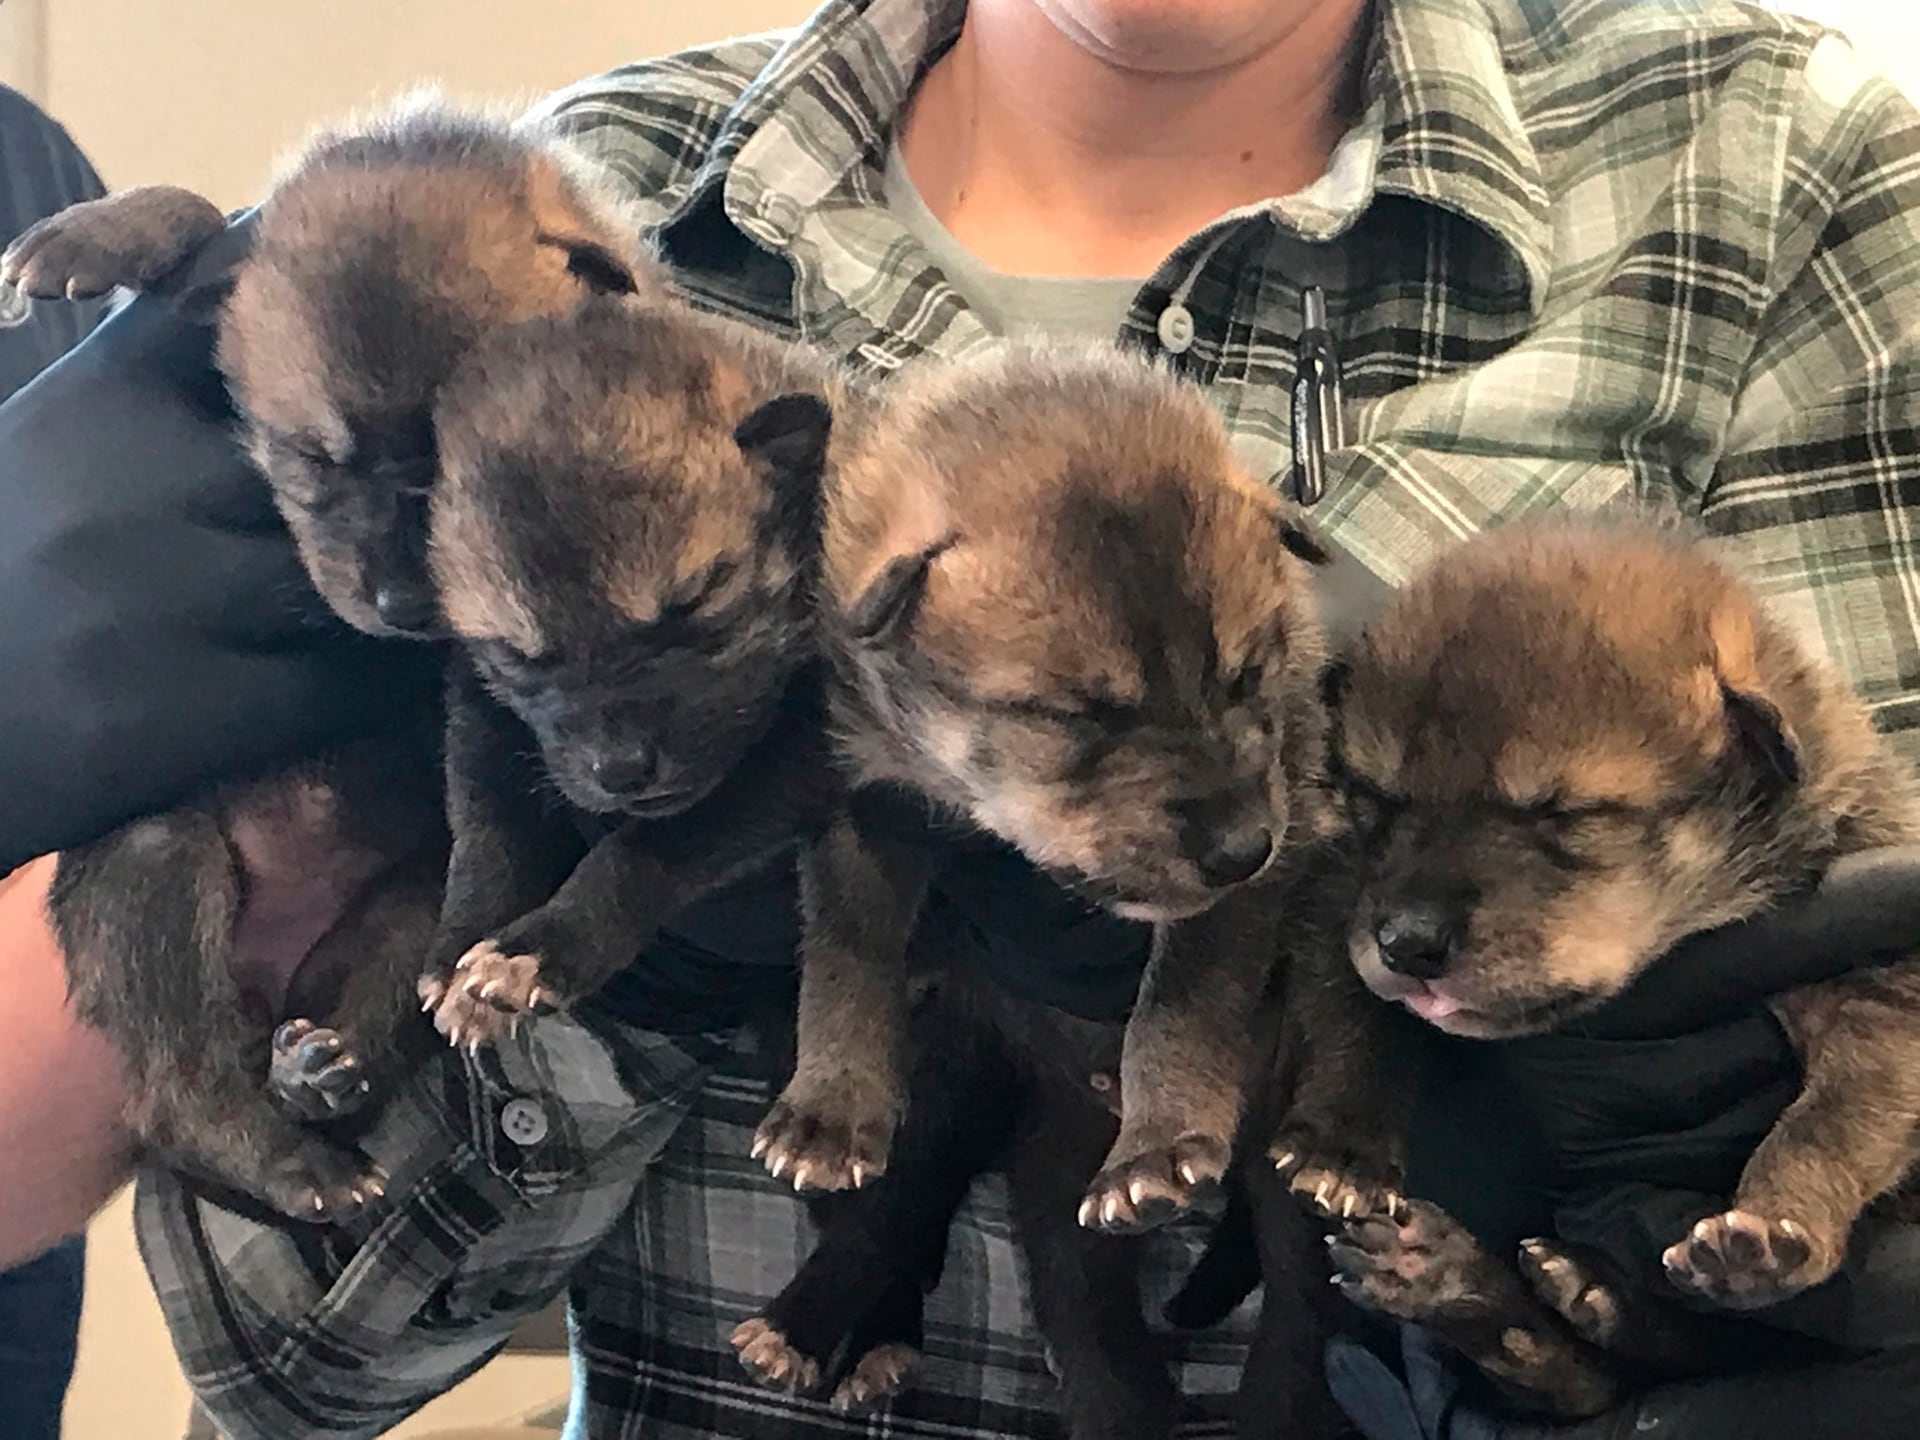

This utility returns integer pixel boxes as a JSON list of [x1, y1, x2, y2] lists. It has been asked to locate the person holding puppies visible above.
[[5, 1, 1920, 1437]]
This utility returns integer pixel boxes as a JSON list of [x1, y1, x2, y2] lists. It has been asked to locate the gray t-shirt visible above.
[[883, 137, 1143, 343]]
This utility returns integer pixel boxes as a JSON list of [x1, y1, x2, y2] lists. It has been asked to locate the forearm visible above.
[[0, 858, 135, 1268]]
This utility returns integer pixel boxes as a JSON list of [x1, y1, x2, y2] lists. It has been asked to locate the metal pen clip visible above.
[[1289, 285, 1345, 507]]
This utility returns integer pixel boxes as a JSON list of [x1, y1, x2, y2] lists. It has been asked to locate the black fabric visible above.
[[1406, 849, 1920, 1284], [0, 218, 437, 874], [0, 85, 110, 405]]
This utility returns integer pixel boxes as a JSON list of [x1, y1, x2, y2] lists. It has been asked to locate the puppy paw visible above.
[[269, 1019, 372, 1121], [1326, 1198, 1498, 1322], [0, 189, 222, 299], [1270, 1123, 1407, 1222], [1079, 1132, 1229, 1234], [1662, 1210, 1838, 1309], [259, 1142, 388, 1224], [1519, 1239, 1622, 1347], [730, 1317, 822, 1394], [752, 1082, 896, 1192], [831, 1343, 919, 1413], [429, 940, 563, 1051]]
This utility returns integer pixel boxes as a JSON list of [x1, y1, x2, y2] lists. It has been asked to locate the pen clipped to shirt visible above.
[[1289, 284, 1345, 507]]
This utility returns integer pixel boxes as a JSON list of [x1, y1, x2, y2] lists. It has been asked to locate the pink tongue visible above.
[[1404, 988, 1467, 1022]]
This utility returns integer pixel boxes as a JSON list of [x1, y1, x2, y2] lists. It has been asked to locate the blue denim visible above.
[[0, 1236, 85, 1440]]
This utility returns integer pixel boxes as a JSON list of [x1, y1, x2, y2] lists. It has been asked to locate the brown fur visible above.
[[1321, 513, 1920, 1414], [417, 294, 846, 1044], [759, 339, 1342, 1245]]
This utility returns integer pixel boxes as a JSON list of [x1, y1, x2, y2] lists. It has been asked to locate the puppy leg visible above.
[[422, 666, 587, 1047], [50, 813, 382, 1222], [1327, 1199, 1622, 1419], [1666, 967, 1920, 1309], [271, 844, 445, 1124], [1006, 1086, 1177, 1440], [754, 804, 930, 1192], [1081, 889, 1275, 1234], [1233, 1159, 1351, 1440], [435, 701, 830, 1048], [1269, 952, 1413, 1223], [1, 186, 228, 299], [736, 1003, 1014, 1403]]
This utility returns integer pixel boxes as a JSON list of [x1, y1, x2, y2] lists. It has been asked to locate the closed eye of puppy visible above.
[[0, 89, 665, 638], [417, 295, 845, 1043], [1319, 513, 1920, 1415], [756, 340, 1341, 1235]]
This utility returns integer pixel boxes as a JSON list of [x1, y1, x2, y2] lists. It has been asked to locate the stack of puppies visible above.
[[10, 91, 1920, 1440]]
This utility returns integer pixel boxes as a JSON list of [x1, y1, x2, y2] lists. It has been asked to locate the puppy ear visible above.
[[737, 393, 833, 546], [735, 393, 833, 479], [1706, 602, 1802, 793], [846, 534, 957, 643], [538, 233, 638, 295], [1720, 680, 1802, 792]]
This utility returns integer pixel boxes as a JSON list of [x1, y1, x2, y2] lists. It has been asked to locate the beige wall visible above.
[[11, 3, 1918, 211], [19, 0, 816, 208]]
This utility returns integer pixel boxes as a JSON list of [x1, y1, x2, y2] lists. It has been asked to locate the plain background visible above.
[[0, 1, 1910, 1435]]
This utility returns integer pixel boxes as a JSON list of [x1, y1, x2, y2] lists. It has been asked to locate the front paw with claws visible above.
[[753, 1078, 898, 1192], [1079, 1132, 1228, 1234], [1326, 1198, 1500, 1322], [1270, 1122, 1407, 1222], [269, 1019, 372, 1121], [1662, 1209, 1838, 1309], [428, 940, 562, 1050]]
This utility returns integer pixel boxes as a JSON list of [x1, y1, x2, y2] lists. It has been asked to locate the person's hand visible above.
[[0, 217, 436, 873]]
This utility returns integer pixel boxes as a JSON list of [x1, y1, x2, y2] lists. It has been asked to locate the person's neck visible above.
[[896, 0, 1371, 278]]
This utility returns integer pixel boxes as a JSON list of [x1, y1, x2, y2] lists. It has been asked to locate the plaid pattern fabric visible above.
[[136, 1015, 721, 1438], [139, 0, 1920, 1435], [140, 1013, 1258, 1440], [570, 1056, 1259, 1439]]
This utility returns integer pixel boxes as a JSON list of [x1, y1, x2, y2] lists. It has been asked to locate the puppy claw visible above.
[[269, 1021, 374, 1121], [432, 941, 557, 1049], [1081, 1133, 1228, 1235], [1324, 1198, 1498, 1323], [1519, 1237, 1622, 1346], [752, 1090, 895, 1193], [730, 1317, 821, 1394], [831, 1343, 919, 1413], [1269, 1124, 1405, 1225]]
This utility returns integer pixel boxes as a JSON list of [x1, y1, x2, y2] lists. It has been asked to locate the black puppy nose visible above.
[[372, 584, 438, 634], [1373, 906, 1461, 980], [1197, 826, 1273, 889], [589, 749, 657, 797]]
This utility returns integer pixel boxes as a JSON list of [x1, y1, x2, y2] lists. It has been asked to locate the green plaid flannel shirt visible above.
[[539, 0, 1920, 756], [142, 1, 1920, 1436]]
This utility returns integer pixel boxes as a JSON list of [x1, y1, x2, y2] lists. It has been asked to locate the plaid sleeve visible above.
[[133, 1014, 719, 1440], [1702, 66, 1920, 763]]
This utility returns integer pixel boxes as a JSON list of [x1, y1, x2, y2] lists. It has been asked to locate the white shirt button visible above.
[[500, 1097, 549, 1147], [1156, 303, 1196, 354]]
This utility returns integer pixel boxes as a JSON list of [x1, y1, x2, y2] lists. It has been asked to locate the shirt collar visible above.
[[679, 0, 1551, 313]]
